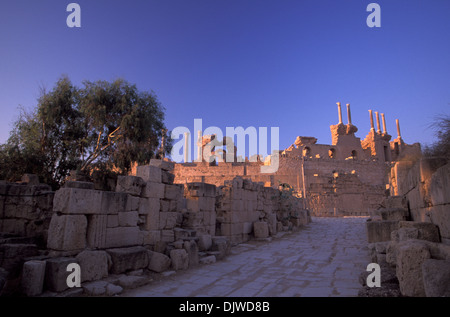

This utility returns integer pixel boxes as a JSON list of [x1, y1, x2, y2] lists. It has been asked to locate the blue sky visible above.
[[0, 0, 449, 159]]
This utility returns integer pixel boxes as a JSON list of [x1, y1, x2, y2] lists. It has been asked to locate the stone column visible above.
[[184, 132, 190, 163], [346, 103, 352, 125], [381, 113, 387, 134], [375, 111, 381, 134], [369, 110, 375, 131], [337, 102, 343, 124], [396, 119, 401, 138]]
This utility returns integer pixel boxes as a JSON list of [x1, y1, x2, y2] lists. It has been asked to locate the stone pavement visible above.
[[120, 217, 370, 297]]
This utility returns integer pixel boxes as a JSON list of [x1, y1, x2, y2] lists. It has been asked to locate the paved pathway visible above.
[[121, 217, 370, 297]]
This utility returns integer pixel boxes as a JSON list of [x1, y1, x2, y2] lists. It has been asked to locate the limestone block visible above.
[[75, 250, 109, 282], [186, 198, 200, 212], [45, 257, 78, 292], [101, 191, 128, 215], [397, 228, 419, 241], [396, 240, 431, 297], [140, 230, 161, 246], [149, 159, 175, 171], [47, 214, 87, 251], [161, 170, 175, 184], [379, 208, 410, 221], [126, 195, 140, 212], [170, 249, 189, 270], [243, 222, 253, 234], [63, 181, 95, 190], [159, 212, 178, 230], [161, 230, 175, 243], [197, 234, 212, 251], [399, 221, 440, 243], [138, 197, 160, 215], [221, 223, 242, 236], [147, 251, 171, 273], [366, 220, 399, 243], [115, 175, 144, 196], [136, 165, 162, 183], [118, 211, 139, 227], [107, 215, 119, 228], [86, 215, 107, 248], [106, 246, 149, 274], [141, 182, 165, 199], [253, 222, 269, 239], [164, 184, 182, 200], [53, 188, 103, 214], [105, 227, 142, 248], [429, 164, 450, 206], [184, 240, 199, 268], [211, 236, 231, 260], [82, 280, 123, 296], [21, 260, 46, 296], [421, 258, 450, 297], [429, 204, 450, 241], [199, 255, 216, 265], [185, 182, 216, 198], [183, 212, 204, 228]]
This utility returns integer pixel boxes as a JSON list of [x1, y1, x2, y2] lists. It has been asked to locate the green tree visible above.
[[0, 76, 170, 188]]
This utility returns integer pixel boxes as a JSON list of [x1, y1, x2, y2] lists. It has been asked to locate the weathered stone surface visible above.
[[366, 220, 399, 243], [161, 170, 175, 184], [396, 240, 431, 297], [53, 188, 104, 214], [105, 226, 141, 248], [115, 175, 144, 196], [184, 240, 199, 268], [118, 211, 139, 227], [82, 280, 122, 296], [253, 222, 269, 239], [429, 163, 450, 206], [379, 208, 409, 221], [211, 236, 231, 260], [101, 191, 128, 215], [47, 214, 87, 251], [197, 234, 212, 251], [45, 257, 78, 292], [106, 247, 148, 274], [170, 249, 189, 270], [185, 182, 217, 198], [141, 230, 161, 246], [161, 230, 175, 243], [63, 181, 95, 190], [126, 195, 140, 212], [149, 159, 175, 171], [75, 250, 109, 282], [86, 215, 107, 248], [117, 275, 149, 289], [141, 182, 165, 199], [422, 259, 450, 297], [147, 251, 171, 273], [164, 184, 182, 200], [21, 260, 46, 296], [199, 255, 216, 265], [136, 165, 162, 183], [399, 221, 440, 243]]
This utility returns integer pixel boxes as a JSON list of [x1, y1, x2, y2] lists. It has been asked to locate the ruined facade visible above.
[[174, 103, 421, 216]]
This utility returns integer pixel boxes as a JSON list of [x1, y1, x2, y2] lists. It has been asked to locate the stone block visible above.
[[160, 199, 170, 212], [115, 175, 145, 196], [197, 234, 212, 251], [75, 250, 109, 282], [149, 159, 175, 171], [199, 255, 216, 265], [47, 214, 87, 251], [184, 240, 199, 268], [185, 182, 216, 198], [429, 163, 450, 206], [138, 197, 160, 215], [141, 182, 165, 199], [161, 170, 175, 184], [170, 249, 189, 270], [159, 212, 178, 230], [107, 215, 119, 228], [101, 191, 128, 215], [147, 251, 171, 273], [45, 257, 78, 292], [396, 240, 431, 297], [243, 222, 253, 234], [380, 208, 410, 221], [211, 236, 231, 260], [183, 212, 204, 228], [399, 221, 440, 243], [422, 259, 450, 297], [253, 222, 269, 238], [221, 223, 242, 236], [82, 281, 123, 296], [53, 188, 104, 214], [366, 220, 399, 243], [141, 230, 161, 246], [105, 227, 142, 248], [63, 181, 95, 190], [106, 246, 149, 274], [118, 211, 139, 227], [125, 195, 140, 212], [86, 215, 107, 248], [164, 184, 182, 200], [161, 230, 175, 243], [117, 275, 149, 289], [136, 165, 162, 183], [21, 260, 46, 296]]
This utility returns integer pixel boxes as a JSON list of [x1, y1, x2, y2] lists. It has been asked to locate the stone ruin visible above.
[[0, 159, 310, 296], [362, 158, 450, 297]]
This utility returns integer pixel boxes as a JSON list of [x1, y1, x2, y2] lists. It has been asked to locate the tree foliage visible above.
[[0, 76, 170, 189], [423, 114, 450, 161]]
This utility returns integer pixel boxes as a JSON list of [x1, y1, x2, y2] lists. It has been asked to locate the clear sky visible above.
[[0, 0, 449, 159]]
